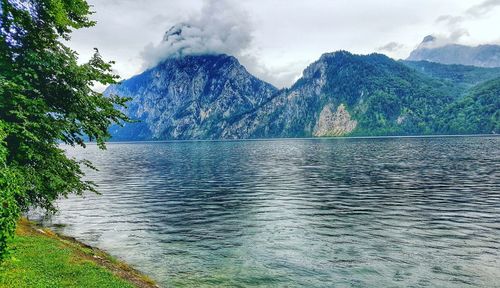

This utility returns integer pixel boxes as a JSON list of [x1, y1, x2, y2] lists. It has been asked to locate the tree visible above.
[[0, 0, 129, 259]]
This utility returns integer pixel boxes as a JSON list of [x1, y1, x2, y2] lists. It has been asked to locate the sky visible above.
[[67, 0, 500, 88]]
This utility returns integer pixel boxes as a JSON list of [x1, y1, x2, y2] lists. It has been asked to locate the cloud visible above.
[[64, 0, 500, 88], [448, 28, 470, 41], [141, 0, 253, 68], [436, 0, 500, 27], [238, 54, 307, 88], [435, 15, 465, 27], [428, 0, 500, 48], [466, 0, 500, 17], [378, 42, 405, 52], [416, 32, 470, 49], [431, 14, 469, 47]]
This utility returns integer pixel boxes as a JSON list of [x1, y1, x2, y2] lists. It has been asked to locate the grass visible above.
[[0, 218, 157, 288]]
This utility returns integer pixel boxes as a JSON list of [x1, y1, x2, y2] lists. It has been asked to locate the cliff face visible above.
[[218, 54, 332, 139], [313, 104, 357, 137], [105, 54, 277, 140], [226, 51, 460, 138], [107, 51, 499, 140]]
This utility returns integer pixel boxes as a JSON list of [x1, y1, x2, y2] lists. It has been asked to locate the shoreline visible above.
[[77, 133, 499, 145], [0, 218, 158, 288]]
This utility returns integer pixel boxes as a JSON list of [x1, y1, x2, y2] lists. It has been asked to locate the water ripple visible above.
[[43, 136, 500, 287]]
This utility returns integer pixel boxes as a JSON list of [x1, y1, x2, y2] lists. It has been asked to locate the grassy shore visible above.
[[0, 218, 157, 288]]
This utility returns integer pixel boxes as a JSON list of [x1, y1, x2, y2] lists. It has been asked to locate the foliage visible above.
[[402, 60, 500, 89], [301, 52, 461, 136], [436, 78, 500, 134], [0, 121, 24, 260], [0, 0, 128, 259], [0, 168, 22, 261], [292, 52, 499, 137], [230, 51, 500, 139]]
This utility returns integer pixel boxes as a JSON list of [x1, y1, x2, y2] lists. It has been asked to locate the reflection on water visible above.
[[48, 137, 499, 287]]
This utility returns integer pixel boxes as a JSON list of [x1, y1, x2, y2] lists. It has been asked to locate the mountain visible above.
[[105, 54, 277, 140], [108, 51, 499, 140], [436, 77, 500, 135], [407, 36, 500, 67], [401, 60, 500, 90], [226, 51, 461, 138]]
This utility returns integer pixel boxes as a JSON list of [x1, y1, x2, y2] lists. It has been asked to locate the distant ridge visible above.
[[407, 36, 500, 68], [401, 60, 500, 88]]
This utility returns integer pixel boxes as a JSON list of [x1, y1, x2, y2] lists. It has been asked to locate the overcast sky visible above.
[[68, 0, 500, 88]]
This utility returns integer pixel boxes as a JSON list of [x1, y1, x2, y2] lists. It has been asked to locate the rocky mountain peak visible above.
[[422, 35, 436, 44], [106, 54, 277, 140], [107, 49, 499, 141], [299, 51, 356, 86], [408, 37, 500, 68]]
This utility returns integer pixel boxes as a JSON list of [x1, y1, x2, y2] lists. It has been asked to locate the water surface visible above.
[[48, 137, 500, 287]]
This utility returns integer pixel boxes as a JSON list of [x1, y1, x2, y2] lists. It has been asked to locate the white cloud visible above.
[[466, 0, 500, 17], [141, 0, 253, 68], [378, 42, 405, 52], [428, 0, 500, 48], [65, 0, 500, 88]]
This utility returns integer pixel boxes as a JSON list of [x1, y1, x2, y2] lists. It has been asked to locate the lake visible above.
[[47, 136, 499, 287]]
